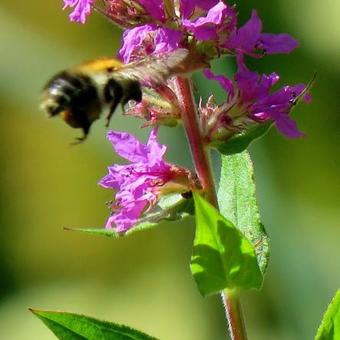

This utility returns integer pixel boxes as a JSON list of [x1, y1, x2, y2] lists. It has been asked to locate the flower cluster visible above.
[[63, 1, 297, 66], [99, 129, 197, 233], [62, 0, 311, 232]]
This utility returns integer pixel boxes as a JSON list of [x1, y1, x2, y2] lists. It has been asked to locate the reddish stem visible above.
[[173, 76, 217, 206], [174, 76, 247, 340], [222, 290, 248, 340]]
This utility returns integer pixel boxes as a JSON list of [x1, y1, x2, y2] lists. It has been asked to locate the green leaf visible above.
[[217, 151, 270, 274], [211, 122, 272, 155], [190, 193, 262, 296], [65, 194, 194, 239], [315, 290, 340, 340], [30, 309, 158, 340]]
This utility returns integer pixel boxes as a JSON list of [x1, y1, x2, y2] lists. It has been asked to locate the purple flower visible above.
[[182, 2, 236, 41], [99, 129, 192, 233], [118, 1, 237, 62], [203, 69, 310, 138], [249, 82, 307, 137], [224, 10, 298, 62], [235, 70, 280, 105], [258, 33, 300, 54], [118, 24, 182, 63], [63, 0, 94, 23]]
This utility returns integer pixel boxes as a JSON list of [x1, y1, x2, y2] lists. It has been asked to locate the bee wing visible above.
[[114, 49, 189, 85]]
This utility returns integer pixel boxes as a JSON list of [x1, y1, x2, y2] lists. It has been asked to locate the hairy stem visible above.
[[222, 290, 248, 340], [173, 76, 217, 206], [174, 76, 247, 340]]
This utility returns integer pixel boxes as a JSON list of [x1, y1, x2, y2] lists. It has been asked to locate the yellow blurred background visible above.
[[0, 1, 339, 339]]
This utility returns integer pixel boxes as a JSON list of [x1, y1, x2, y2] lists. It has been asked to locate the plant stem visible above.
[[222, 290, 248, 340], [173, 76, 217, 207], [174, 76, 248, 340]]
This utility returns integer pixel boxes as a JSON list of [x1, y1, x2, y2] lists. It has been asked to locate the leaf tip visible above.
[[29, 308, 43, 317]]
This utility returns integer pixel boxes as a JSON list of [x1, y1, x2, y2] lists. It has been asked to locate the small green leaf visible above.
[[65, 194, 193, 238], [190, 193, 262, 296], [30, 309, 158, 340], [211, 122, 272, 155], [217, 151, 270, 274], [315, 290, 340, 340]]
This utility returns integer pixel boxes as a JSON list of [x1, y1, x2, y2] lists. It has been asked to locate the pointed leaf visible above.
[[211, 122, 272, 155], [30, 309, 158, 340], [190, 194, 262, 296], [217, 151, 270, 274], [66, 195, 194, 238], [315, 290, 340, 340]]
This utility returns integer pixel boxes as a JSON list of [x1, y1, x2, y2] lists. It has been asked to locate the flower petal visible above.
[[203, 69, 234, 97], [271, 112, 303, 138], [182, 2, 236, 41], [146, 128, 168, 167], [118, 24, 181, 62], [63, 0, 94, 23], [225, 10, 298, 59], [105, 200, 148, 232], [259, 33, 299, 54], [107, 130, 149, 163], [226, 10, 262, 53]]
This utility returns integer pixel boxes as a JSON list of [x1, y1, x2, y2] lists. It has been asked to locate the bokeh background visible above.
[[0, 1, 339, 339]]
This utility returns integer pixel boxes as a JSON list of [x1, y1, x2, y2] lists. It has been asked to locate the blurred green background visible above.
[[0, 1, 339, 339]]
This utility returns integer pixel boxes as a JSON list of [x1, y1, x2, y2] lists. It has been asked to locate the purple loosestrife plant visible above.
[[31, 2, 321, 340]]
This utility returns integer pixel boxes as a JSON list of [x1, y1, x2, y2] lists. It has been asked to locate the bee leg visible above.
[[113, 82, 142, 123], [104, 79, 123, 127], [71, 122, 90, 145], [71, 137, 85, 146], [125, 81, 142, 103], [105, 100, 121, 127]]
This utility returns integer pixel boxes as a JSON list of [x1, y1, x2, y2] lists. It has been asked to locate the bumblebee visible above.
[[41, 49, 188, 142]]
